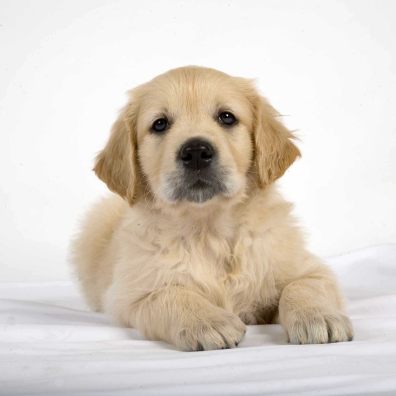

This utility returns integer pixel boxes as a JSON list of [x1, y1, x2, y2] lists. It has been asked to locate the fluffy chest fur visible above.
[[113, 189, 290, 323]]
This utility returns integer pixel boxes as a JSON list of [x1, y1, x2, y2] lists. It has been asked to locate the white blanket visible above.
[[1, 245, 396, 395]]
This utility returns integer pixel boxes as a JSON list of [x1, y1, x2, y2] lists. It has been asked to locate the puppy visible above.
[[71, 66, 353, 350]]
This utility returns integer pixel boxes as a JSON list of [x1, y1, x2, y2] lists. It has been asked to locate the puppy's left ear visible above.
[[93, 102, 140, 205], [252, 95, 301, 187]]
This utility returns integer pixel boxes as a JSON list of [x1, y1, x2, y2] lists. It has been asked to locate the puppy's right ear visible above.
[[252, 95, 301, 187], [93, 104, 139, 205]]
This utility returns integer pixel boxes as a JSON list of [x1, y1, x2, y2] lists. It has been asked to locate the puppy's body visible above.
[[71, 66, 353, 350]]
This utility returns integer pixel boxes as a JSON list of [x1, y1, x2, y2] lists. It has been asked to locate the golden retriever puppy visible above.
[[71, 66, 353, 351]]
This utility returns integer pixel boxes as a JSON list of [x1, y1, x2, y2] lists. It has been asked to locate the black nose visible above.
[[179, 138, 215, 170]]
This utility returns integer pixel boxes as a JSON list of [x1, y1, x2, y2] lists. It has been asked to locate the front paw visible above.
[[176, 310, 246, 351], [284, 309, 353, 344]]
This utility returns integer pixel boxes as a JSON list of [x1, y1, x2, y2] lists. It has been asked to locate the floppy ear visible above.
[[93, 104, 139, 205], [252, 95, 301, 187]]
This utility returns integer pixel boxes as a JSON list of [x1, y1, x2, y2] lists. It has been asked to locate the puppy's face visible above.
[[94, 67, 300, 207], [136, 69, 253, 204]]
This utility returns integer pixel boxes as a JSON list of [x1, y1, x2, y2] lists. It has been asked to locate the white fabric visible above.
[[1, 245, 396, 395]]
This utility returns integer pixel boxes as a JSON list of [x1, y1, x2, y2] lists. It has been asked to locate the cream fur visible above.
[[70, 66, 353, 351]]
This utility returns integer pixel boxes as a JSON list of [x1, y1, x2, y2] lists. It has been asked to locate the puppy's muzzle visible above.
[[178, 138, 215, 170], [166, 137, 227, 203]]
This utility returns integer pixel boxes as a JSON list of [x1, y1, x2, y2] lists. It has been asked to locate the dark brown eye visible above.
[[151, 118, 168, 133], [218, 111, 237, 127]]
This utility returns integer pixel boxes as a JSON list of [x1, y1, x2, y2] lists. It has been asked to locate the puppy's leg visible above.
[[278, 261, 353, 344], [106, 286, 246, 351]]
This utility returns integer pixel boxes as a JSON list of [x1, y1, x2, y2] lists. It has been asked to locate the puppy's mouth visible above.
[[191, 179, 210, 189], [164, 169, 229, 204]]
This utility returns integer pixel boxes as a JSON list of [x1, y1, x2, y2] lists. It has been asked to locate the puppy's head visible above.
[[94, 66, 300, 206]]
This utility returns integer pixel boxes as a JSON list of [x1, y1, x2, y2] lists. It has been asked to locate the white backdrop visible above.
[[1, 0, 395, 281]]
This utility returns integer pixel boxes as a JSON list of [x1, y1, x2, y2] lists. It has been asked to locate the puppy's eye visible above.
[[218, 111, 237, 127], [151, 118, 169, 133]]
